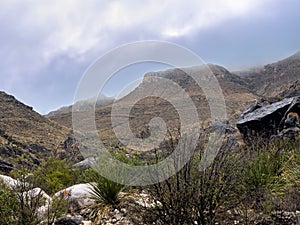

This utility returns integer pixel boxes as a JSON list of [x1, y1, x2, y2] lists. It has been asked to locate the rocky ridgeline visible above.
[[243, 51, 300, 99]]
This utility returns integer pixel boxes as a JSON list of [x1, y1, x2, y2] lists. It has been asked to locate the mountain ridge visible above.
[[240, 51, 300, 99]]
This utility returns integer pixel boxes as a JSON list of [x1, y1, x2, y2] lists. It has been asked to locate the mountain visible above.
[[41, 52, 300, 148], [50, 65, 257, 148], [0, 91, 71, 172], [240, 51, 300, 100], [46, 95, 114, 128]]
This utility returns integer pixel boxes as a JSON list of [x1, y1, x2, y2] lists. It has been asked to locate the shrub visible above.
[[146, 134, 244, 225], [2, 158, 69, 225], [89, 173, 125, 206], [86, 160, 128, 221], [240, 138, 299, 214], [0, 181, 18, 225], [33, 158, 78, 195]]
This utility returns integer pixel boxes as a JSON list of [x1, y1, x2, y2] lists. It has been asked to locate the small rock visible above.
[[114, 209, 120, 214], [120, 208, 126, 214]]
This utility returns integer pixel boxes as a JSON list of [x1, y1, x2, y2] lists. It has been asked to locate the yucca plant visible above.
[[86, 159, 128, 222], [89, 172, 125, 206]]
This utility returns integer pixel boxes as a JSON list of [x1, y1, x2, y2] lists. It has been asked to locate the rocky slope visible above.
[[0, 91, 71, 172], [241, 51, 300, 100], [67, 64, 257, 148]]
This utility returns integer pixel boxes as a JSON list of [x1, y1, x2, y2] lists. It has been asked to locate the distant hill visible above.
[[240, 51, 300, 100], [46, 95, 114, 128], [0, 91, 71, 172]]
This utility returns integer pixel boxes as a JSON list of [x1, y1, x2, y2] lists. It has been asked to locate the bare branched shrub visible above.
[[145, 133, 244, 225]]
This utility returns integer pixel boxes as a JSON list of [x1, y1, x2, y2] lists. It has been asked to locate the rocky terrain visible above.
[[0, 91, 73, 172], [48, 64, 258, 147]]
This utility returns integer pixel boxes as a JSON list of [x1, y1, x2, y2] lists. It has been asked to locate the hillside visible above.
[[46, 95, 114, 128], [48, 64, 257, 148], [0, 91, 71, 172], [241, 51, 300, 100], [47, 52, 300, 147]]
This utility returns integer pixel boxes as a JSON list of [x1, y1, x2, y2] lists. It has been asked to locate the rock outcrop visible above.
[[237, 96, 300, 140]]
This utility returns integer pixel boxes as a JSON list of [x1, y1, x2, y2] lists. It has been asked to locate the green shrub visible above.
[[240, 139, 298, 213], [111, 149, 144, 166], [3, 157, 72, 225], [0, 182, 18, 225], [89, 173, 125, 206], [33, 158, 78, 195]]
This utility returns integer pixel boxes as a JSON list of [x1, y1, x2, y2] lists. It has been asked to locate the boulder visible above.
[[54, 184, 94, 213], [210, 119, 236, 134], [23, 187, 51, 201], [276, 127, 300, 140], [0, 175, 52, 218], [22, 187, 52, 218], [237, 96, 300, 140], [0, 174, 19, 188]]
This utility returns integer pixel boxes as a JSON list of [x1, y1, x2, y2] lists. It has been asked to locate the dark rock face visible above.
[[27, 143, 48, 154], [0, 145, 23, 157], [54, 216, 82, 225], [0, 159, 14, 172], [237, 96, 300, 140], [54, 136, 83, 163]]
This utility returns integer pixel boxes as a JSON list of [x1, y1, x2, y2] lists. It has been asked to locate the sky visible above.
[[0, 0, 300, 114]]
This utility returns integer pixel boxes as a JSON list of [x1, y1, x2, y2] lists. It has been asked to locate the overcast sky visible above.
[[1, 0, 300, 114]]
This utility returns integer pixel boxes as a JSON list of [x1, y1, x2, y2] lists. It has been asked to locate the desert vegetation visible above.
[[0, 134, 299, 225]]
